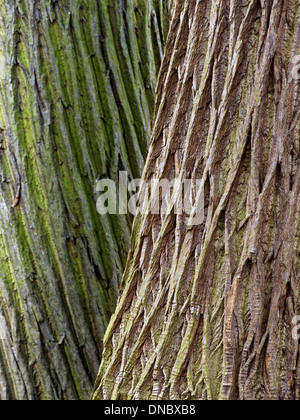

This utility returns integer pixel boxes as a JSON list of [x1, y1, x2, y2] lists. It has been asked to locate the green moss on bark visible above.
[[0, 0, 169, 400]]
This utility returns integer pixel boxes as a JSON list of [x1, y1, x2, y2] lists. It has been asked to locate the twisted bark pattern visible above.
[[94, 0, 300, 400], [0, 0, 168, 400]]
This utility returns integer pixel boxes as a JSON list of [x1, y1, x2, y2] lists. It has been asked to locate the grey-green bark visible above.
[[94, 0, 300, 401], [0, 0, 168, 400]]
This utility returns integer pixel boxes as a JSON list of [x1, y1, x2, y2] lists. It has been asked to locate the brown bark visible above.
[[93, 0, 300, 400]]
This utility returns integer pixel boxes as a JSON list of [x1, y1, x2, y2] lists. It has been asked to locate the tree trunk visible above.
[[93, 0, 300, 401], [0, 0, 168, 400]]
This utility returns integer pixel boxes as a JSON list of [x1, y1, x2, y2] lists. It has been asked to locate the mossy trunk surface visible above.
[[0, 0, 168, 400], [93, 0, 300, 401]]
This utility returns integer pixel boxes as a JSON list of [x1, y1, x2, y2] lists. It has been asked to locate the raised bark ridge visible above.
[[94, 0, 300, 401], [0, 0, 168, 400]]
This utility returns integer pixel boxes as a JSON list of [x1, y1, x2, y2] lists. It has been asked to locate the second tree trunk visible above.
[[94, 0, 300, 400]]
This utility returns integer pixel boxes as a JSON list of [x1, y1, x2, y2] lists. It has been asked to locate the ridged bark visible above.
[[93, 0, 300, 401], [0, 0, 168, 400]]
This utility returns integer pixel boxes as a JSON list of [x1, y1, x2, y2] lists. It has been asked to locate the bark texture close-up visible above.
[[94, 0, 300, 400], [0, 0, 168, 400]]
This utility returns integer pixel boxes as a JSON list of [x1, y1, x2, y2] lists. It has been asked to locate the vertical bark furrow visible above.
[[0, 0, 168, 400], [94, 0, 300, 401]]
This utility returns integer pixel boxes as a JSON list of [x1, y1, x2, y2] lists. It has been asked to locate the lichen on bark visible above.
[[0, 0, 168, 400]]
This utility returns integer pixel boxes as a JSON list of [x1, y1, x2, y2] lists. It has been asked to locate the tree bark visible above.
[[0, 0, 168, 400], [93, 0, 300, 401]]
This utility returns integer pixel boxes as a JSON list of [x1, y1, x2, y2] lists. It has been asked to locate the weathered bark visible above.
[[93, 0, 300, 401], [0, 0, 168, 400]]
